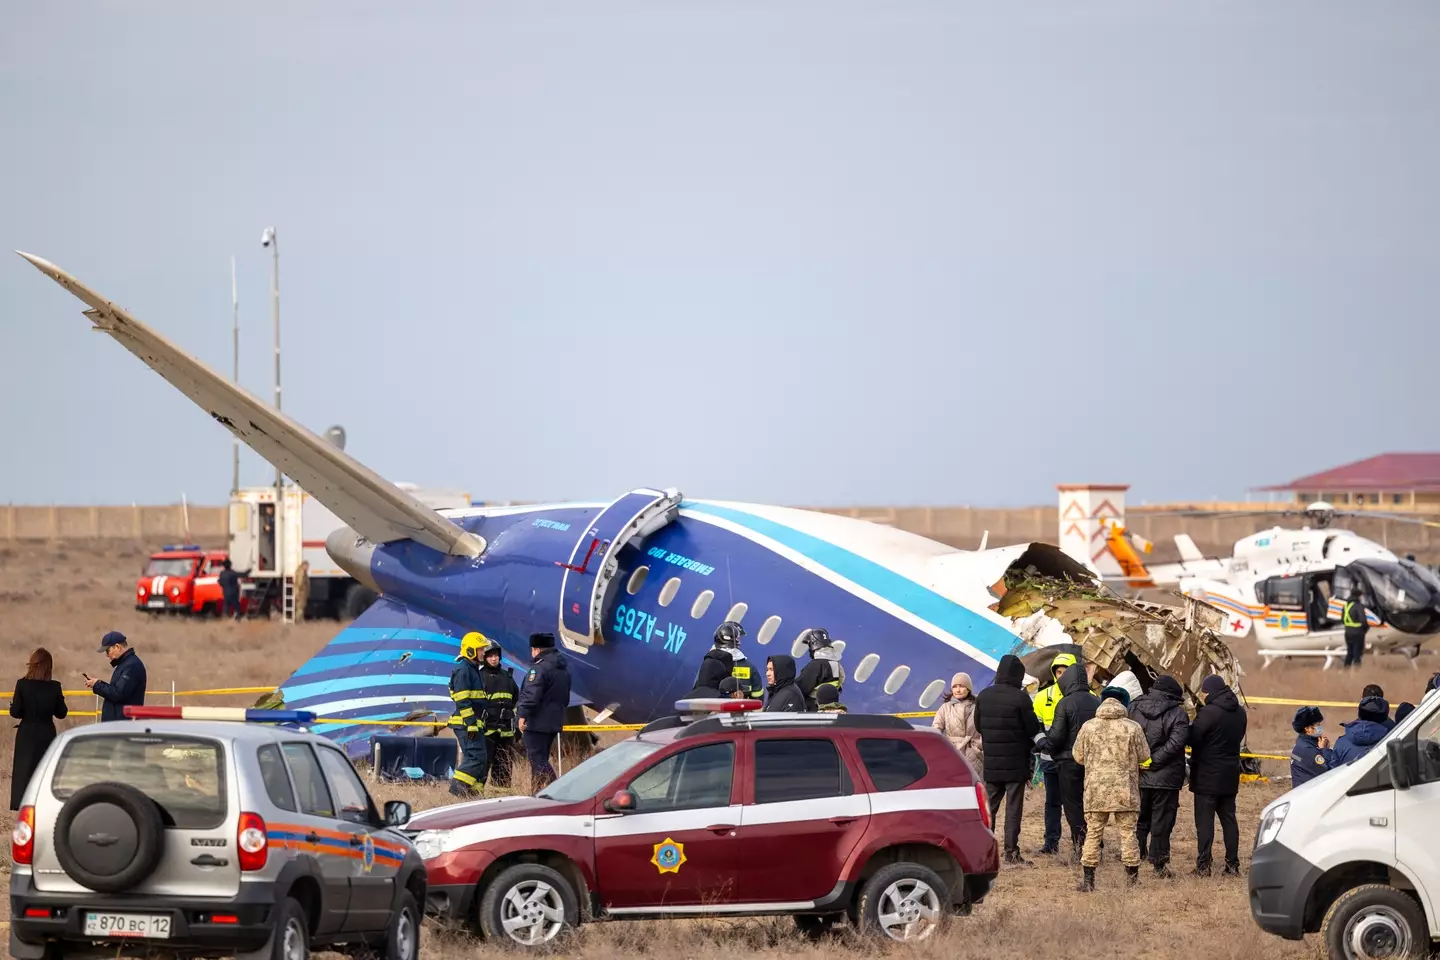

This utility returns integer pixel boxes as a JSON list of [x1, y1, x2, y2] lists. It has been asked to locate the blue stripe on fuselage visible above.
[[680, 501, 1015, 662]]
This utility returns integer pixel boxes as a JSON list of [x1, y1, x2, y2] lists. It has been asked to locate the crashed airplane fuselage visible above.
[[19, 251, 1239, 758]]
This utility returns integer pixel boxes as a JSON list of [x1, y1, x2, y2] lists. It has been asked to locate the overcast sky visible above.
[[3, 1, 1437, 508]]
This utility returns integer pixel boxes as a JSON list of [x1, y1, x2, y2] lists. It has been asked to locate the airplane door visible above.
[[557, 488, 682, 654]]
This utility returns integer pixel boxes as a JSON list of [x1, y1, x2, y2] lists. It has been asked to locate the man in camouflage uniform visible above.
[[1071, 684, 1151, 891]]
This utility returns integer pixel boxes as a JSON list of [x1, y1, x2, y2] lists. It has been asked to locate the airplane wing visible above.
[[18, 252, 485, 558]]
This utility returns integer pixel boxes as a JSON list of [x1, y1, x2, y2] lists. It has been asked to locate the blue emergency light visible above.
[[160, 544, 203, 552]]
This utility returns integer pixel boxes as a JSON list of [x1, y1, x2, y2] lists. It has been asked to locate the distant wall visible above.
[[2, 505, 228, 542], [6, 501, 1439, 562]]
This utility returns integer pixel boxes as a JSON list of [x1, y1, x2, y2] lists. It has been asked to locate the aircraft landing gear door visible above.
[[558, 487, 682, 655]]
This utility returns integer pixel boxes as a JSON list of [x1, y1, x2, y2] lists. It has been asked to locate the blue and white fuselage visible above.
[[295, 494, 1085, 755]]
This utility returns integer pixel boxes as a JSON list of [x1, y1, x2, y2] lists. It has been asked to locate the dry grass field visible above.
[[1, 538, 1435, 958]]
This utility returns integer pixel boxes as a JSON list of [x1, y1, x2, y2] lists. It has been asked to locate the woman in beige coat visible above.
[[933, 671, 983, 778]]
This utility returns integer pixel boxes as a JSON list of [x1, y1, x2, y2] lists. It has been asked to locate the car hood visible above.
[[404, 795, 573, 831]]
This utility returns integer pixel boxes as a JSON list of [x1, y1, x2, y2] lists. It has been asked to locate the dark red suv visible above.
[[401, 700, 998, 948]]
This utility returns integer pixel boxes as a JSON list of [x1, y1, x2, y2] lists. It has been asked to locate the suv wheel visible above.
[[856, 862, 949, 944], [477, 864, 577, 948], [1321, 884, 1428, 960], [381, 890, 421, 960], [238, 897, 308, 960], [53, 782, 165, 893]]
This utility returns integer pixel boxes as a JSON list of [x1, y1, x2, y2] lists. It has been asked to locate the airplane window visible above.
[[626, 566, 649, 596], [658, 577, 682, 607], [756, 616, 781, 645], [883, 665, 911, 695], [790, 633, 809, 658], [724, 602, 748, 623], [691, 589, 715, 619], [832, 640, 847, 657], [918, 679, 945, 708], [854, 654, 880, 683]]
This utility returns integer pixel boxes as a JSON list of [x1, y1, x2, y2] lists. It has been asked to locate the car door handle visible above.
[[349, 834, 364, 847], [706, 824, 737, 834], [305, 832, 320, 844], [828, 816, 859, 825]]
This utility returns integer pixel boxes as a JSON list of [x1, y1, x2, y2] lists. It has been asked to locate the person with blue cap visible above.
[[1289, 706, 1334, 786], [83, 631, 147, 722]]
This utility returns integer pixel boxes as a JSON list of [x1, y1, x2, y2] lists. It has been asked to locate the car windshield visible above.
[[536, 739, 664, 803], [145, 558, 196, 577], [52, 734, 227, 829]]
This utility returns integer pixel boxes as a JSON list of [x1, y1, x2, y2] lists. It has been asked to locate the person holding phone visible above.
[[10, 647, 68, 809], [84, 631, 147, 722]]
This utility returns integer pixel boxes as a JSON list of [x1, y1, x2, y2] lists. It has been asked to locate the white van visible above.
[[1250, 690, 1440, 959]]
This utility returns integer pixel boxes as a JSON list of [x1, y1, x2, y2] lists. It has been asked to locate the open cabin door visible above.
[[557, 487, 682, 654]]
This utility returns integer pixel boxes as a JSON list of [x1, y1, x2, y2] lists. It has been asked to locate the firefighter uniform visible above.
[[731, 652, 764, 700], [478, 645, 519, 788], [448, 632, 490, 797]]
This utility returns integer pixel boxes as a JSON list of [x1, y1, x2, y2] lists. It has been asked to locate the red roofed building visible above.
[[1259, 453, 1440, 509]]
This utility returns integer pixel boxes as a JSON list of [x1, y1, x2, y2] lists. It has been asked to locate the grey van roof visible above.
[[53, 720, 336, 748]]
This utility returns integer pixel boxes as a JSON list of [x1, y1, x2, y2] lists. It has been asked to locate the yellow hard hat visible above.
[[458, 631, 487, 660]]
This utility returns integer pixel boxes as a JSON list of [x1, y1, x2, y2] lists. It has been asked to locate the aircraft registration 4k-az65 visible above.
[[1099, 502, 1440, 662], [17, 251, 1239, 757]]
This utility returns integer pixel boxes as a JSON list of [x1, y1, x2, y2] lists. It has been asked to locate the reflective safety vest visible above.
[[1343, 601, 1365, 629], [449, 658, 487, 733]]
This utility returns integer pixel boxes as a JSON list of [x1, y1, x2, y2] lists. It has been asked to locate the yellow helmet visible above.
[[458, 631, 487, 661]]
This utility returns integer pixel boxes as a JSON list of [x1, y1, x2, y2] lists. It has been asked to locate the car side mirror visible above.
[[384, 800, 411, 827], [1387, 740, 1414, 790], [603, 790, 636, 814]]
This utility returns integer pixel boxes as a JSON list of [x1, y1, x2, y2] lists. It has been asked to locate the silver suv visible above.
[[9, 716, 426, 960]]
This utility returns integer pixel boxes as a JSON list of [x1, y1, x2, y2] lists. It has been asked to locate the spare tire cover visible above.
[[54, 782, 165, 893]]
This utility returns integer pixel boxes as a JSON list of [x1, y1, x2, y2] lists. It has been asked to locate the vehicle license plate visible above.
[[83, 913, 172, 938], [147, 599, 166, 609]]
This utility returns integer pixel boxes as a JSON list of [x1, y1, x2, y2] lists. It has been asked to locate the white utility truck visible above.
[[228, 482, 471, 621]]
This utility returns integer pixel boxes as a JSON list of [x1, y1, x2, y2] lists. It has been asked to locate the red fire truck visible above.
[[134, 545, 237, 616]]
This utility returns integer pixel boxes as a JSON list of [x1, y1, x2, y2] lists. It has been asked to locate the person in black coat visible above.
[[1188, 674, 1247, 876], [517, 633, 571, 795], [1129, 675, 1190, 875], [974, 654, 1044, 865], [10, 648, 67, 810], [764, 656, 808, 713], [218, 559, 242, 619], [85, 632, 146, 723], [687, 648, 735, 700], [1041, 663, 1098, 855]]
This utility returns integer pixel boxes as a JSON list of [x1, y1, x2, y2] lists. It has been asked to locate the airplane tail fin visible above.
[[18, 252, 483, 558], [1174, 534, 1205, 564]]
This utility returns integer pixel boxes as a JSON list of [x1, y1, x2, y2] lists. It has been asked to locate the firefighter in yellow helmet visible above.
[[448, 632, 490, 798]]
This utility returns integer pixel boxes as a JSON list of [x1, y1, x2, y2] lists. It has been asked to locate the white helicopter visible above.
[[1101, 501, 1440, 660]]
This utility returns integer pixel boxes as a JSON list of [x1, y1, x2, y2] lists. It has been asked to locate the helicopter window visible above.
[[918, 679, 945, 709], [756, 615, 781, 645], [854, 654, 881, 683], [627, 566, 649, 596], [1358, 561, 1428, 610], [724, 602, 747, 623], [883, 665, 911, 695], [691, 589, 715, 619], [1261, 577, 1305, 609], [658, 577, 682, 607]]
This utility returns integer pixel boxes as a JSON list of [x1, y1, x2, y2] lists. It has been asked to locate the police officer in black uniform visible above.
[[796, 627, 845, 712], [517, 632, 571, 794], [477, 640, 520, 788], [218, 560, 242, 619], [448, 632, 489, 798]]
